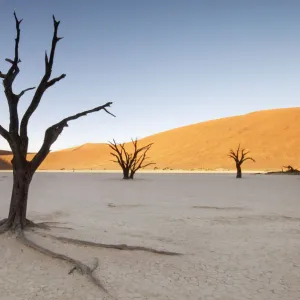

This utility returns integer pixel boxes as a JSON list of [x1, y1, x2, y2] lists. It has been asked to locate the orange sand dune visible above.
[[0, 151, 12, 170], [1, 108, 300, 171]]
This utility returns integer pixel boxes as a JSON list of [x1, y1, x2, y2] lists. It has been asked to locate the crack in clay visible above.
[[213, 214, 300, 224], [108, 203, 143, 208], [192, 206, 246, 211]]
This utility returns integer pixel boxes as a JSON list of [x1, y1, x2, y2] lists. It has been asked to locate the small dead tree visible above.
[[228, 144, 255, 178], [0, 13, 115, 232], [108, 138, 154, 179], [283, 165, 299, 173]]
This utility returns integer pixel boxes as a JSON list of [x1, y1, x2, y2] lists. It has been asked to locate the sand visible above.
[[0, 172, 299, 299], [2, 107, 300, 171]]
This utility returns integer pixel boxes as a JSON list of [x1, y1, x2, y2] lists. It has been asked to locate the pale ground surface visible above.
[[0, 172, 299, 300]]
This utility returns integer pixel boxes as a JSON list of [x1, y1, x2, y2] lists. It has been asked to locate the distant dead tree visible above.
[[0, 13, 115, 232], [108, 139, 155, 179], [283, 165, 300, 173], [228, 144, 255, 178]]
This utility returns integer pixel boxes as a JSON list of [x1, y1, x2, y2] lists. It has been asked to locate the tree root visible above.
[[0, 218, 50, 233], [28, 221, 73, 231], [25, 219, 51, 230], [16, 230, 108, 293], [34, 232, 182, 256], [0, 218, 7, 226], [0, 225, 9, 234], [0, 219, 10, 234], [1, 218, 181, 298]]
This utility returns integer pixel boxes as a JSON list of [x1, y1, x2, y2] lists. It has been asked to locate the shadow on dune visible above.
[[0, 151, 12, 170]]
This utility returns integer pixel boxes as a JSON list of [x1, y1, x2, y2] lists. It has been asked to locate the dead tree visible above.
[[228, 144, 255, 178], [283, 165, 299, 173], [0, 13, 180, 295], [0, 13, 115, 232], [108, 138, 154, 179]]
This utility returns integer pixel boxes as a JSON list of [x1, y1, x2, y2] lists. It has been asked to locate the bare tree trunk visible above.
[[6, 164, 33, 230], [229, 145, 255, 179], [123, 168, 130, 180], [236, 164, 242, 179], [129, 170, 135, 179], [0, 13, 114, 234]]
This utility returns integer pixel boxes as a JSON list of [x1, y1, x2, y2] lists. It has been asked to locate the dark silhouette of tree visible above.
[[0, 13, 180, 294], [0, 13, 114, 232], [228, 144, 255, 178], [266, 165, 300, 175], [108, 139, 155, 179], [283, 165, 300, 173]]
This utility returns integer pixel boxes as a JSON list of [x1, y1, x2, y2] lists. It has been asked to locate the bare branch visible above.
[[30, 102, 114, 171], [5, 58, 21, 64], [1, 12, 23, 135], [53, 102, 115, 128], [127, 139, 153, 170], [103, 107, 116, 117], [228, 149, 236, 158], [108, 141, 126, 167], [5, 58, 13, 64], [0, 125, 10, 141], [110, 152, 123, 166], [17, 87, 36, 99], [228, 154, 238, 161], [48, 15, 62, 69], [140, 162, 155, 169], [0, 71, 6, 78], [242, 149, 250, 156], [108, 142, 118, 152], [119, 143, 130, 168], [20, 15, 65, 147], [240, 149, 246, 161], [4, 11, 22, 88], [13, 11, 22, 62], [236, 143, 241, 160], [44, 51, 49, 67], [242, 157, 255, 163], [46, 74, 66, 88], [132, 144, 154, 172]]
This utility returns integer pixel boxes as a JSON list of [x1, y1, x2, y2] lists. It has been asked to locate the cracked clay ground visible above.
[[0, 172, 299, 299]]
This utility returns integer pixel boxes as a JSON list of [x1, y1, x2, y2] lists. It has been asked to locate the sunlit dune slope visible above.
[[39, 143, 112, 170], [0, 151, 12, 170], [1, 108, 299, 171], [135, 107, 300, 171]]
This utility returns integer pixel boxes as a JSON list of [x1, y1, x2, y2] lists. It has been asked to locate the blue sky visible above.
[[0, 0, 299, 151]]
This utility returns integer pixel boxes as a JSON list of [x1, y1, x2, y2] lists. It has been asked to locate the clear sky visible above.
[[0, 0, 299, 151]]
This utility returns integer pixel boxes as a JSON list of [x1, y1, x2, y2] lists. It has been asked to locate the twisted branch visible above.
[[228, 144, 255, 166], [31, 102, 114, 171], [17, 87, 36, 99], [20, 15, 65, 149], [109, 138, 155, 178]]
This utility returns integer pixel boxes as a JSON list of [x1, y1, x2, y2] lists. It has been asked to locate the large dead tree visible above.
[[0, 13, 115, 232], [108, 138, 154, 179], [228, 144, 255, 178], [0, 13, 180, 295]]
